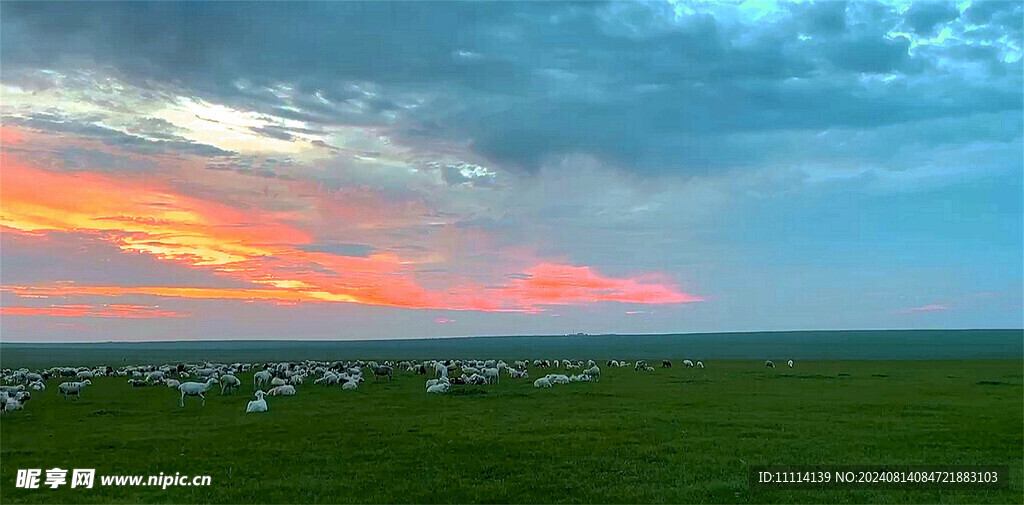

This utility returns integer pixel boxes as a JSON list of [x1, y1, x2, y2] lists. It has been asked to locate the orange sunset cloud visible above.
[[0, 137, 700, 314]]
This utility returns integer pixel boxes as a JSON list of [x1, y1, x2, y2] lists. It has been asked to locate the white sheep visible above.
[[547, 374, 570, 385], [696, 361, 704, 369], [584, 365, 601, 380], [315, 372, 339, 385], [270, 376, 287, 387], [683, 359, 695, 368], [787, 359, 794, 368], [58, 380, 91, 400], [3, 398, 23, 413], [481, 367, 500, 384], [266, 385, 296, 396], [765, 360, 776, 368], [28, 380, 45, 391], [219, 374, 241, 394], [177, 378, 218, 407], [165, 379, 181, 389], [246, 391, 268, 413], [426, 382, 450, 394], [253, 370, 272, 388], [533, 377, 552, 388], [341, 380, 359, 391]]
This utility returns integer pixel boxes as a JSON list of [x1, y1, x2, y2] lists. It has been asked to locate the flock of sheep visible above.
[[0, 357, 794, 414]]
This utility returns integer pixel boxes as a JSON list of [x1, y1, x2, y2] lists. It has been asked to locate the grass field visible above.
[[1, 360, 1021, 504]]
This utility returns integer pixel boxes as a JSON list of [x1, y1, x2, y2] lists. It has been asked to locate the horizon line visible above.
[[1, 327, 1020, 346]]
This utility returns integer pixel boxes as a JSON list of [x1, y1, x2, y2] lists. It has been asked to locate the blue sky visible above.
[[1, 1, 1021, 341]]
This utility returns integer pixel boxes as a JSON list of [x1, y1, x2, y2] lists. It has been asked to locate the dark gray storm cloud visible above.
[[2, 1, 1021, 176]]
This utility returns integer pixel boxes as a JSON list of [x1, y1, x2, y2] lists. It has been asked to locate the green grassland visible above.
[[1, 360, 1021, 504]]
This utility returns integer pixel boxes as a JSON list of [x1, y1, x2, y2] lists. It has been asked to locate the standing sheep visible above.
[[177, 378, 219, 407], [219, 374, 242, 395], [58, 380, 91, 400]]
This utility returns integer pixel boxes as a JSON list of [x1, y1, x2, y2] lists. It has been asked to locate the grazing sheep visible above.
[[662, 360, 672, 368], [644, 366, 655, 372], [177, 378, 218, 407], [219, 374, 242, 395], [682, 359, 695, 368], [583, 365, 601, 380], [246, 391, 268, 413], [533, 377, 552, 388], [372, 365, 394, 381], [787, 360, 794, 368], [267, 385, 296, 396], [58, 380, 91, 400], [765, 360, 776, 368], [28, 381, 45, 391], [696, 361, 704, 369], [128, 379, 148, 387], [253, 370, 272, 388]]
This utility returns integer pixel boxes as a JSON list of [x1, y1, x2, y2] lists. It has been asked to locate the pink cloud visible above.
[[1, 303, 188, 319]]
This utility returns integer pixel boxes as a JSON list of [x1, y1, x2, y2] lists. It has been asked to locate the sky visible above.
[[0, 1, 1021, 342]]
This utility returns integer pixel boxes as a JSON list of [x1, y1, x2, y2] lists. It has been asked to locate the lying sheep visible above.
[[267, 385, 296, 396], [533, 377, 552, 388], [246, 391, 268, 413], [426, 382, 450, 394]]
